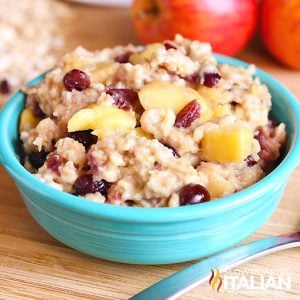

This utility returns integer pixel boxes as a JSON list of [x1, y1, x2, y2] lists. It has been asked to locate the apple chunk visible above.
[[138, 81, 212, 122], [134, 127, 153, 139], [197, 86, 231, 105], [19, 108, 42, 132], [130, 43, 164, 64], [68, 105, 136, 139], [201, 125, 252, 163]]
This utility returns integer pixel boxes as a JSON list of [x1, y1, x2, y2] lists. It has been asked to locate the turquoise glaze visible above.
[[0, 56, 300, 264]]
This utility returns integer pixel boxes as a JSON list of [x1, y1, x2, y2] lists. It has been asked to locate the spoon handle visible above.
[[130, 232, 300, 300]]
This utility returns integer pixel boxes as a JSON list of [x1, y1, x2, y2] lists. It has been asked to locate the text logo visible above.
[[223, 268, 292, 291], [208, 267, 293, 293]]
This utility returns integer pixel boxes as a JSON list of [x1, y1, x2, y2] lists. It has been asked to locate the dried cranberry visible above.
[[245, 155, 257, 167], [154, 161, 162, 170], [32, 100, 46, 118], [179, 183, 210, 205], [255, 127, 283, 163], [164, 42, 177, 50], [161, 142, 181, 158], [183, 73, 200, 84], [74, 174, 110, 196], [68, 130, 97, 149], [106, 87, 142, 112], [28, 150, 49, 169], [268, 114, 279, 128], [50, 145, 57, 152], [255, 129, 265, 146], [0, 79, 10, 94], [230, 101, 239, 108], [63, 69, 90, 92], [202, 72, 221, 88], [125, 200, 135, 207], [114, 51, 133, 63], [174, 100, 201, 128], [82, 164, 91, 171], [46, 153, 63, 175]]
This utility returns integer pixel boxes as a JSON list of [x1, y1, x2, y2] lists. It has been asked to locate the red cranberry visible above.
[[154, 161, 162, 170], [183, 73, 200, 84], [164, 42, 177, 50], [106, 87, 143, 112], [174, 100, 201, 128], [160, 142, 181, 158], [179, 183, 210, 205], [125, 200, 135, 206], [46, 153, 63, 175], [0, 79, 10, 94], [245, 155, 257, 167], [255, 128, 282, 163], [68, 130, 97, 149], [230, 101, 239, 108], [74, 174, 110, 196], [63, 69, 90, 92], [268, 114, 279, 128], [28, 150, 49, 169], [50, 144, 57, 152], [202, 72, 221, 87], [32, 100, 46, 118], [255, 129, 264, 144], [114, 51, 133, 63]]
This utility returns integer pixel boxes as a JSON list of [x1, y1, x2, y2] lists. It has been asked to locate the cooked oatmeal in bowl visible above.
[[20, 35, 287, 207], [1, 34, 299, 264]]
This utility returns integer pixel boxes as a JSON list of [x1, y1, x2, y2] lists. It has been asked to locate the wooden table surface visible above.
[[0, 3, 299, 299]]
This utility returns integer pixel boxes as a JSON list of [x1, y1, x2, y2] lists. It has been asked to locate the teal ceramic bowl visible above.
[[0, 55, 300, 264]]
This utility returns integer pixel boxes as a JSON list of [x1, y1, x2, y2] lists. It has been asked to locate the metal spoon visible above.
[[130, 231, 300, 300]]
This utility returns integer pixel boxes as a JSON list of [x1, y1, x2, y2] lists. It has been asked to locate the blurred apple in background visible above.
[[131, 0, 258, 56], [261, 0, 300, 70]]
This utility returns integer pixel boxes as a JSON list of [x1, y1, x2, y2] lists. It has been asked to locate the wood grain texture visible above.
[[0, 2, 299, 299]]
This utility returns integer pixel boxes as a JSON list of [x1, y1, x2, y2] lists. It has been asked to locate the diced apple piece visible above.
[[207, 176, 231, 198], [138, 81, 212, 123], [212, 104, 230, 118], [138, 82, 185, 113], [91, 61, 120, 83], [130, 43, 164, 64], [129, 54, 142, 65], [134, 127, 153, 139], [91, 107, 136, 137], [68, 106, 136, 139], [198, 85, 231, 105], [67, 108, 96, 132], [142, 43, 164, 60], [19, 108, 41, 132], [201, 125, 252, 163]]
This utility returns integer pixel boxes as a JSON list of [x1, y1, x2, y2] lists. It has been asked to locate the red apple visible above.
[[131, 0, 258, 56], [261, 0, 300, 70]]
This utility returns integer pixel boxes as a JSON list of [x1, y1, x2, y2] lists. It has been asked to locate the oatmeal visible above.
[[0, 0, 71, 105], [20, 35, 287, 207]]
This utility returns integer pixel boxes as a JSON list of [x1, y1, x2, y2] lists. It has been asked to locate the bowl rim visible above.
[[1, 54, 300, 223]]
